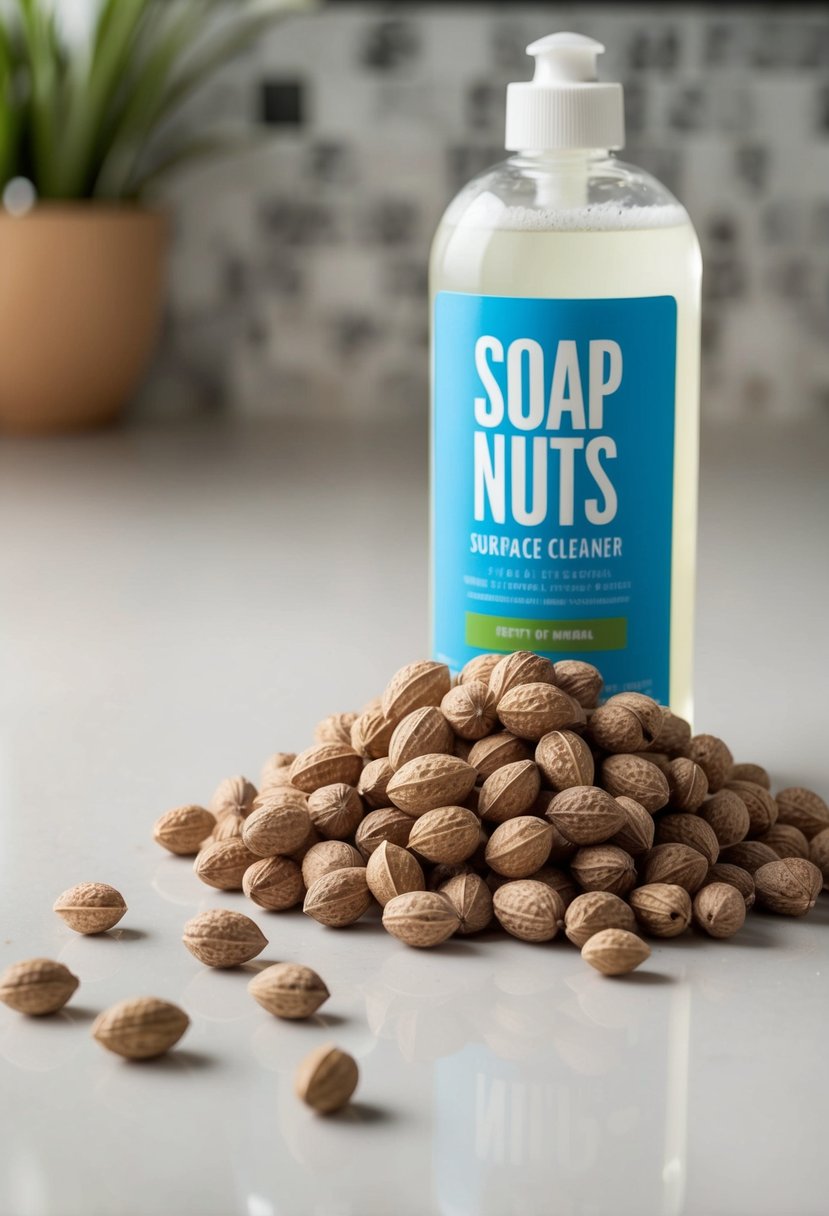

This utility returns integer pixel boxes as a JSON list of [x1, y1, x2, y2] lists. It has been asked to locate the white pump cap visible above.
[[505, 32, 625, 152]]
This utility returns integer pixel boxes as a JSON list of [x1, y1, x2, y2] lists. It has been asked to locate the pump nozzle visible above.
[[505, 30, 624, 152], [526, 32, 605, 84]]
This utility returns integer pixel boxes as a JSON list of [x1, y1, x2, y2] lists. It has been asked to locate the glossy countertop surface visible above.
[[1, 415, 827, 1216]]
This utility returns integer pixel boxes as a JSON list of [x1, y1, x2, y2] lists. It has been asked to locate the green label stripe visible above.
[[465, 612, 627, 654]]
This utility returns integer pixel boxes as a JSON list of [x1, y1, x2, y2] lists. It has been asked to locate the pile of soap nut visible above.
[[166, 653, 829, 976]]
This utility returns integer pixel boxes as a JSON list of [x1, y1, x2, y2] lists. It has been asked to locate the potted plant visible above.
[[0, 0, 302, 433]]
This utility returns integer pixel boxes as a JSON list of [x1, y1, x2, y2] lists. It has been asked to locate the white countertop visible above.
[[1, 415, 828, 1216]]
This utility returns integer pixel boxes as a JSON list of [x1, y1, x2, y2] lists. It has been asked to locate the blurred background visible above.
[[3, 1, 828, 430], [154, 2, 829, 426]]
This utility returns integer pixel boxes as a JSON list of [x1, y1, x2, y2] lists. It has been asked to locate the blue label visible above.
[[432, 292, 677, 702]]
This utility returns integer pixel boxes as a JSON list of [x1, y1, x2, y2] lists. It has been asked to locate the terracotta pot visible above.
[[0, 205, 168, 433]]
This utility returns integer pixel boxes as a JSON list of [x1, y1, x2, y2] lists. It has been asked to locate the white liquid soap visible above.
[[430, 32, 702, 717]]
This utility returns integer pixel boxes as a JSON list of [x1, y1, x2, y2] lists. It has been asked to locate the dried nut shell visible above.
[[564, 891, 637, 947], [581, 928, 650, 976], [641, 843, 709, 893], [497, 683, 584, 741], [248, 963, 329, 1019], [693, 882, 746, 938], [610, 693, 664, 742], [357, 757, 395, 808], [439, 872, 493, 934], [570, 845, 637, 897], [210, 775, 258, 818], [194, 838, 258, 891], [440, 680, 498, 741], [303, 867, 372, 927], [730, 762, 771, 789], [699, 790, 751, 848], [314, 712, 358, 746], [545, 785, 626, 845], [600, 755, 670, 812], [702, 863, 756, 909], [289, 744, 362, 793], [295, 1043, 359, 1113], [478, 760, 541, 823], [53, 882, 127, 935], [774, 787, 829, 840], [301, 840, 364, 888], [808, 828, 829, 889], [757, 823, 810, 860], [388, 706, 454, 770], [242, 792, 312, 857], [458, 653, 501, 685], [243, 857, 305, 911], [535, 729, 594, 791], [366, 840, 425, 906], [754, 857, 822, 916], [666, 757, 709, 812], [467, 732, 531, 778], [553, 659, 603, 708], [654, 813, 719, 866], [386, 753, 477, 815], [350, 707, 395, 760], [407, 806, 482, 864], [354, 808, 413, 857], [718, 840, 779, 874], [153, 805, 216, 855], [206, 812, 244, 844], [488, 650, 558, 703], [530, 864, 580, 908], [260, 752, 297, 786], [589, 703, 647, 753], [182, 909, 268, 967], [609, 796, 655, 856], [493, 879, 564, 942], [485, 816, 554, 878], [307, 783, 364, 841], [92, 997, 189, 1060], [381, 660, 452, 725], [688, 734, 733, 794], [725, 779, 778, 837], [649, 708, 692, 758], [629, 883, 692, 937], [0, 959, 79, 1016], [382, 890, 460, 947]]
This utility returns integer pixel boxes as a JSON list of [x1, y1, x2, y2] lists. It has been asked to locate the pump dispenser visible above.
[[429, 31, 702, 718], [505, 33, 624, 151]]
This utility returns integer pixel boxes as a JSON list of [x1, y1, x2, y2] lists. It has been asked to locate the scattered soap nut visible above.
[[698, 790, 750, 848], [730, 762, 770, 789], [581, 928, 651, 976], [553, 660, 602, 708], [757, 823, 810, 860], [754, 858, 822, 916], [194, 838, 258, 891], [693, 882, 746, 938], [382, 891, 459, 947], [774, 787, 829, 840], [92, 998, 189, 1060], [243, 857, 305, 911], [153, 805, 216, 855], [564, 891, 637, 948], [295, 1043, 359, 1114], [248, 963, 329, 1019], [629, 883, 692, 938], [388, 707, 454, 771], [182, 909, 267, 968], [492, 879, 563, 942], [0, 959, 79, 1016], [366, 840, 425, 906], [438, 872, 493, 934], [303, 867, 372, 927], [53, 882, 127, 935], [688, 735, 733, 794], [210, 776, 257, 818]]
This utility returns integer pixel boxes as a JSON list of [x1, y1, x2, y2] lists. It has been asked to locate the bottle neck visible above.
[[509, 149, 612, 210]]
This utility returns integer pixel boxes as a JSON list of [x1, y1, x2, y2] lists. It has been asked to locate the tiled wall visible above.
[[152, 4, 829, 422]]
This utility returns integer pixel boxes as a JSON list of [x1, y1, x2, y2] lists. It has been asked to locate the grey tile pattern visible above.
[[152, 5, 829, 421]]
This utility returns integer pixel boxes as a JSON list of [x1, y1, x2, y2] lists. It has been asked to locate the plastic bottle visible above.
[[430, 32, 701, 717]]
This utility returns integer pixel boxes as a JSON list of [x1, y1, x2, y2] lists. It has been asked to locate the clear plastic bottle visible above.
[[430, 33, 701, 717]]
